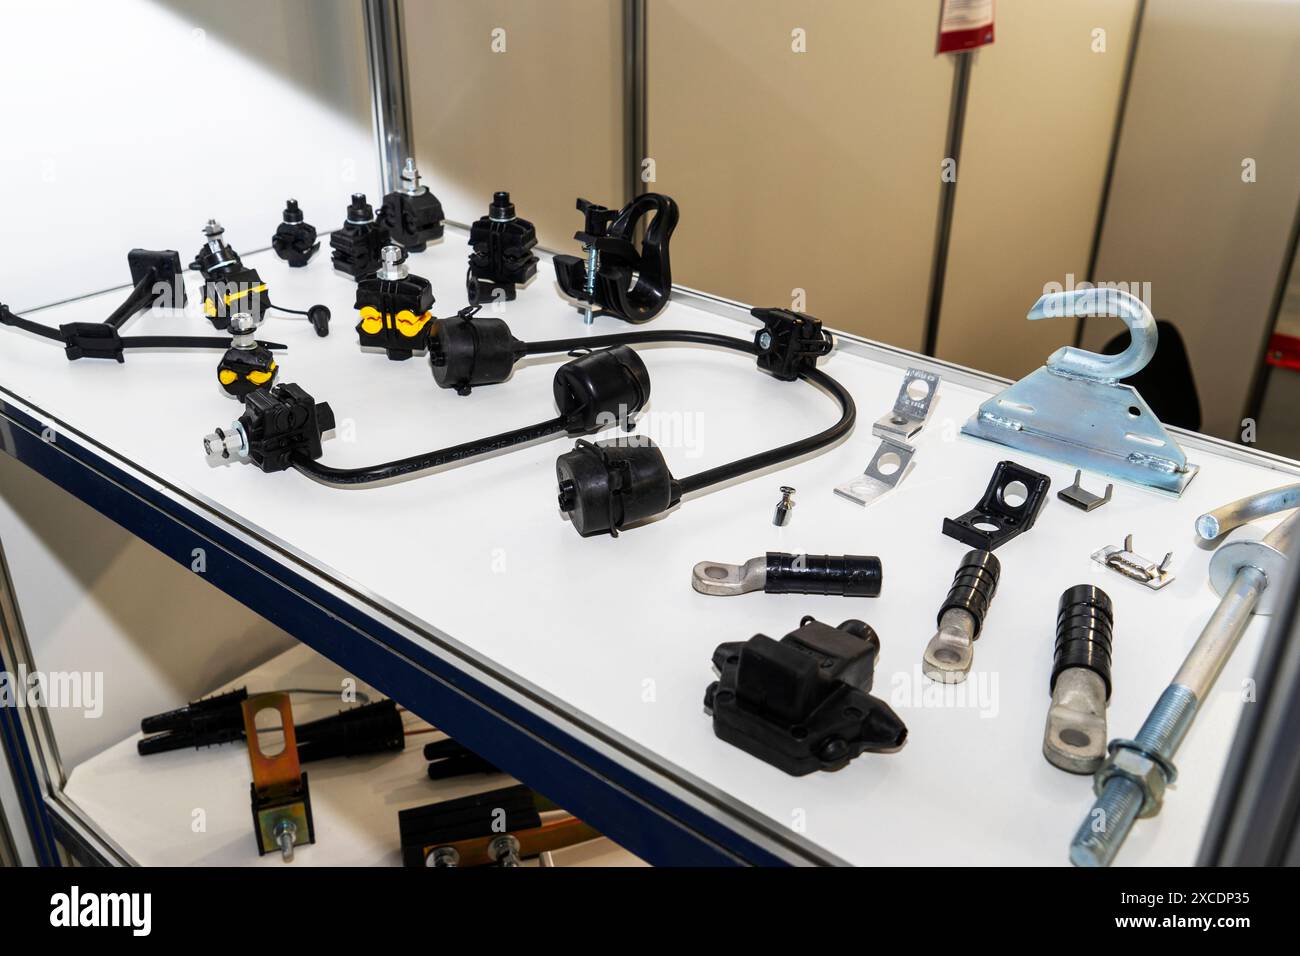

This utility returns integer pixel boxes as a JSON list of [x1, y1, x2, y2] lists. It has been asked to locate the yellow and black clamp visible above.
[[218, 311, 278, 398], [355, 244, 435, 361], [242, 692, 314, 862]]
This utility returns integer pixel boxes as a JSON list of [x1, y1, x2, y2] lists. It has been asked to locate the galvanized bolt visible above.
[[273, 819, 298, 863], [427, 845, 460, 867], [582, 243, 600, 325], [773, 486, 796, 527], [488, 834, 521, 867]]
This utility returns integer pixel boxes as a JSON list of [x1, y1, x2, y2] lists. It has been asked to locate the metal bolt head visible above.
[[377, 244, 408, 280], [1095, 743, 1168, 817], [427, 845, 460, 867], [487, 834, 521, 867]]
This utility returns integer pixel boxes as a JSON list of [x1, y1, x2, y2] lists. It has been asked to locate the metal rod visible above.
[[922, 51, 973, 357], [1172, 566, 1266, 700], [623, 0, 648, 205], [363, 0, 414, 195], [1197, 483, 1300, 540]]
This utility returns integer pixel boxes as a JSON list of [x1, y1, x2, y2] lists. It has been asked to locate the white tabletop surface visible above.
[[6, 227, 1298, 866]]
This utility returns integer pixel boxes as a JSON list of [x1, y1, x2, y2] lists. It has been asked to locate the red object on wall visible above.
[[1265, 332, 1300, 372], [937, 0, 996, 54]]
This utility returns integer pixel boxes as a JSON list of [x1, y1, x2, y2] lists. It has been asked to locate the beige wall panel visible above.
[[648, 0, 953, 352], [404, 0, 624, 255], [936, 0, 1138, 378], [1084, 0, 1300, 441]]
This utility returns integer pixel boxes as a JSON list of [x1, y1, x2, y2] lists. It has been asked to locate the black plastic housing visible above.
[[398, 784, 539, 868], [238, 383, 335, 472], [217, 344, 277, 398], [555, 437, 681, 537], [751, 307, 834, 381], [380, 187, 445, 252], [202, 265, 269, 329], [427, 310, 525, 394], [353, 264, 435, 360], [467, 191, 539, 302], [705, 617, 907, 776], [271, 199, 319, 267], [137, 687, 248, 756], [765, 553, 882, 597], [330, 193, 390, 279], [1052, 584, 1115, 699], [553, 345, 650, 434]]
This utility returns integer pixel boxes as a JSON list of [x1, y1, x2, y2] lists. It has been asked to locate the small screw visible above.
[[773, 486, 796, 526], [427, 845, 460, 867]]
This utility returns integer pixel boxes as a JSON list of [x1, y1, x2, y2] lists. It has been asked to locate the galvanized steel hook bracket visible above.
[[961, 289, 1198, 495]]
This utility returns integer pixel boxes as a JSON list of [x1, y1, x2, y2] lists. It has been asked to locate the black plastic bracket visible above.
[[942, 460, 1051, 550]]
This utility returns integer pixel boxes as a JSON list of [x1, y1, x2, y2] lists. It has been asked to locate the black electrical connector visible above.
[[553, 193, 679, 323], [555, 438, 682, 537], [0, 249, 277, 362], [752, 307, 834, 381], [379, 159, 445, 252], [428, 308, 526, 395], [705, 616, 907, 775], [271, 199, 320, 267], [203, 382, 335, 472], [354, 244, 435, 360], [330, 193, 391, 280], [467, 191, 538, 303]]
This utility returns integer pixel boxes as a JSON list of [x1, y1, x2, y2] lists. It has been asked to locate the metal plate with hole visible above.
[[834, 438, 915, 507], [873, 368, 940, 440]]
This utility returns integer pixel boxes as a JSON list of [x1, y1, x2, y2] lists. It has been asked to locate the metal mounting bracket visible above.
[[874, 367, 940, 440], [834, 438, 915, 507], [961, 289, 1198, 496]]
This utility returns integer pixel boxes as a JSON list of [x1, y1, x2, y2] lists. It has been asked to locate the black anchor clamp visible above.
[[553, 193, 679, 324], [271, 199, 320, 267]]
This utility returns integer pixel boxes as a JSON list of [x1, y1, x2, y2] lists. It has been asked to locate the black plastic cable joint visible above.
[[1052, 585, 1115, 699], [765, 553, 882, 597], [295, 698, 405, 763], [938, 549, 1001, 638]]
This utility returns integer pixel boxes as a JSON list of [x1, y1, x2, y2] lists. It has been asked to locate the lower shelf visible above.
[[62, 643, 644, 867]]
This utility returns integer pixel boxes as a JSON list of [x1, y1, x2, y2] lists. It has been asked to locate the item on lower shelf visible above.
[[961, 288, 1198, 496], [691, 552, 882, 598], [1091, 534, 1175, 590], [192, 219, 331, 335], [399, 784, 599, 868], [922, 549, 1001, 684], [217, 311, 278, 398], [138, 687, 248, 755], [354, 244, 435, 360], [466, 190, 538, 304], [1057, 469, 1114, 512], [1070, 484, 1300, 867], [552, 193, 679, 324], [330, 193, 390, 280], [0, 249, 279, 362], [704, 616, 907, 776], [1044, 585, 1114, 774], [422, 738, 501, 780], [942, 459, 1051, 550], [242, 692, 314, 862], [270, 199, 319, 267], [378, 158, 445, 253]]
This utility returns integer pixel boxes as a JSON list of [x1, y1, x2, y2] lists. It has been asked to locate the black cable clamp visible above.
[[752, 307, 834, 381]]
